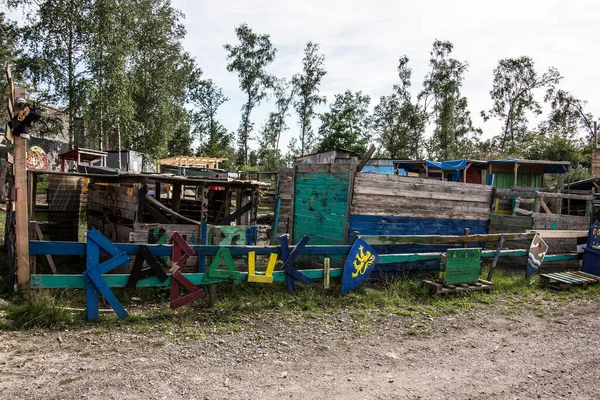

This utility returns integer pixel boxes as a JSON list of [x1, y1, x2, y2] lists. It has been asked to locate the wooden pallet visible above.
[[422, 279, 494, 294], [540, 271, 600, 291]]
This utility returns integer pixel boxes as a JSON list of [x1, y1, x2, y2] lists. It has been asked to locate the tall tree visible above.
[[540, 88, 594, 139], [374, 56, 425, 159], [224, 23, 277, 165], [127, 0, 196, 167], [189, 75, 232, 158], [316, 90, 372, 157], [292, 41, 327, 156], [19, 0, 93, 147], [257, 78, 294, 170], [481, 56, 562, 153], [419, 40, 478, 160], [85, 0, 135, 151]]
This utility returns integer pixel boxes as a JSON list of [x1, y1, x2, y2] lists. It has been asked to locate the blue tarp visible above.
[[425, 159, 468, 170]]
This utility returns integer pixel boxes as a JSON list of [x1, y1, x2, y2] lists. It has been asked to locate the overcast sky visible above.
[[172, 0, 599, 154]]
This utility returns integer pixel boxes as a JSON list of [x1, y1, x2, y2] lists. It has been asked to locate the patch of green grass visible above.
[[1, 291, 80, 330]]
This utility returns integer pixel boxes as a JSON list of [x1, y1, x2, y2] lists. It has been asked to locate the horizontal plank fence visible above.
[[29, 237, 577, 289]]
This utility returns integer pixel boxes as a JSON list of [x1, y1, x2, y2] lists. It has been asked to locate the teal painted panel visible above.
[[293, 171, 350, 245]]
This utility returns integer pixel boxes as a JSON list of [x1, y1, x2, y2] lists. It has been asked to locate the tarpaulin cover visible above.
[[425, 159, 467, 170]]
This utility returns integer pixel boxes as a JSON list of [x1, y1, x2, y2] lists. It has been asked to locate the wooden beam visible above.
[[145, 194, 201, 225], [539, 197, 552, 214], [357, 145, 376, 172], [217, 201, 252, 225]]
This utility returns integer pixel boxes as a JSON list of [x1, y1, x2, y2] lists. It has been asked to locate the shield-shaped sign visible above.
[[341, 238, 379, 294], [527, 233, 548, 278]]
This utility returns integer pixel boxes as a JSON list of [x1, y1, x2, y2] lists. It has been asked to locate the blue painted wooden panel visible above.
[[349, 215, 487, 239], [293, 172, 350, 245]]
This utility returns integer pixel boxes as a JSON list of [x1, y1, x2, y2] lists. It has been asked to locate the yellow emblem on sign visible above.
[[17, 105, 31, 121], [351, 245, 376, 278]]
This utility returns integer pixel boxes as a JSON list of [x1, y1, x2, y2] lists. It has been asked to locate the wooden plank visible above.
[[353, 184, 492, 203], [354, 177, 492, 198], [362, 233, 533, 245], [527, 230, 587, 239], [356, 172, 492, 190]]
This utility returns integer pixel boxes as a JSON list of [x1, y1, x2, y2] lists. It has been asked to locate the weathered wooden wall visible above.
[[292, 164, 354, 245], [349, 173, 492, 238], [46, 175, 84, 241], [274, 169, 293, 242]]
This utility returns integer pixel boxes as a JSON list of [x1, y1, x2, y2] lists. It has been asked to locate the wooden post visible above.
[[463, 163, 471, 183], [463, 228, 470, 248], [323, 258, 330, 289], [171, 183, 182, 223], [250, 186, 259, 225], [200, 183, 209, 222], [513, 162, 519, 188], [137, 184, 148, 223], [224, 187, 231, 219], [155, 181, 161, 199], [208, 227, 220, 308], [235, 188, 242, 226], [6, 65, 30, 288], [289, 165, 297, 242], [28, 171, 37, 222]]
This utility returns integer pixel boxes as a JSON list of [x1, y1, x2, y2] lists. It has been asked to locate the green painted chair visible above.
[[439, 248, 482, 285]]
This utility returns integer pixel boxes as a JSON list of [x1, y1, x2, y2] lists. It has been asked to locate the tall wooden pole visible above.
[[5, 64, 30, 288]]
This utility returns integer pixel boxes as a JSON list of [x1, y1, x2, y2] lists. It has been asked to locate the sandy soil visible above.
[[0, 298, 599, 400]]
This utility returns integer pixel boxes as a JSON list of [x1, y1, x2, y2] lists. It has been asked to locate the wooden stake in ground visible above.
[[5, 63, 30, 288]]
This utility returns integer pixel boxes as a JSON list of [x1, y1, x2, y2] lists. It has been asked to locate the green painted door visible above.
[[292, 168, 351, 245]]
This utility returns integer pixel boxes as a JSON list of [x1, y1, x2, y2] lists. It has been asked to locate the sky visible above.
[[171, 0, 599, 155], [5, 1, 598, 155]]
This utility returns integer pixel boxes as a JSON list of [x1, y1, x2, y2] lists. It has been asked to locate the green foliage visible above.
[[482, 56, 562, 153], [374, 56, 425, 159], [420, 40, 480, 159], [292, 42, 327, 156], [316, 90, 372, 157], [224, 23, 277, 166]]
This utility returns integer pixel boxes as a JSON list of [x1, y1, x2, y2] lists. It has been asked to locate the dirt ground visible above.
[[0, 297, 599, 400]]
